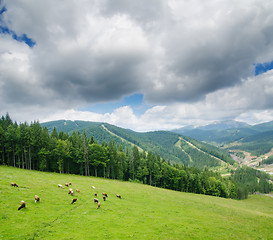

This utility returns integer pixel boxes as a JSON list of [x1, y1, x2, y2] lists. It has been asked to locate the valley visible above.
[[174, 120, 273, 176], [230, 149, 273, 176]]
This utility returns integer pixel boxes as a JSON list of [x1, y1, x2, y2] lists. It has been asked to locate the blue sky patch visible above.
[[81, 93, 151, 116], [255, 61, 273, 75], [0, 25, 36, 47], [0, 5, 35, 47], [0, 5, 6, 15]]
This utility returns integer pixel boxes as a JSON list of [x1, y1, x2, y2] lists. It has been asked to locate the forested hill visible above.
[[41, 120, 235, 169], [172, 120, 273, 156]]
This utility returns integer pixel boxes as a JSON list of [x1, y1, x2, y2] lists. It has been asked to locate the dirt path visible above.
[[101, 124, 143, 151], [175, 139, 193, 162]]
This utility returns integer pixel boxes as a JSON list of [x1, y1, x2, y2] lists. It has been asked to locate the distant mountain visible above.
[[173, 120, 250, 133], [41, 120, 235, 169], [172, 120, 273, 156], [199, 120, 250, 130], [250, 121, 273, 132], [228, 130, 273, 156]]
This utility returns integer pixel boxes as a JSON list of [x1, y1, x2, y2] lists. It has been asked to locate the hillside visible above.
[[1, 166, 272, 239], [41, 120, 235, 170], [228, 130, 273, 156], [173, 120, 273, 156]]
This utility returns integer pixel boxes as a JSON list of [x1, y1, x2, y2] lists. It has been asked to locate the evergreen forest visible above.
[[0, 114, 272, 199]]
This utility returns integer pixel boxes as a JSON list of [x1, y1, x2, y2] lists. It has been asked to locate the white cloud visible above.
[[1, 0, 273, 131]]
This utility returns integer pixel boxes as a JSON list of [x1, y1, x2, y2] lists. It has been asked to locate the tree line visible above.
[[231, 166, 273, 199], [261, 155, 273, 165], [1, 114, 271, 199]]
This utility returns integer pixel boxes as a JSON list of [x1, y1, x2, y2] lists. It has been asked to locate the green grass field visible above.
[[0, 166, 272, 240]]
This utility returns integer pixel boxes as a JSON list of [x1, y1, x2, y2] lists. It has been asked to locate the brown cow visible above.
[[18, 200, 25, 210], [97, 202, 101, 209], [116, 194, 122, 199], [35, 195, 40, 203], [102, 192, 108, 198]]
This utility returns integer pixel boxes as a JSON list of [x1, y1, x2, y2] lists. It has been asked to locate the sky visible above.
[[1, 0, 273, 132]]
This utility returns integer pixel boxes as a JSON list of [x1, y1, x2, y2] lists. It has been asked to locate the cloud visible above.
[[99, 0, 166, 25], [140, 70, 273, 130], [1, 0, 273, 130], [4, 70, 273, 132], [142, 0, 273, 103]]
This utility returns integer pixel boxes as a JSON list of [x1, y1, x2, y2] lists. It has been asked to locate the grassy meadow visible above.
[[0, 166, 272, 240]]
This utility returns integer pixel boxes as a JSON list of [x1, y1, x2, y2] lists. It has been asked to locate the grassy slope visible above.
[[0, 166, 272, 240]]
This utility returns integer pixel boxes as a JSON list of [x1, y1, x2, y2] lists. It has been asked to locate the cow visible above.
[[35, 195, 40, 203], [102, 192, 108, 198], [18, 200, 26, 210]]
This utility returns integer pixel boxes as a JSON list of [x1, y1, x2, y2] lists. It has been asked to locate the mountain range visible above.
[[41, 119, 273, 171], [41, 120, 235, 171], [172, 120, 273, 156]]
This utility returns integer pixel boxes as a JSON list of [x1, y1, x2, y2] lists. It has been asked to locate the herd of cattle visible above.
[[11, 182, 122, 211]]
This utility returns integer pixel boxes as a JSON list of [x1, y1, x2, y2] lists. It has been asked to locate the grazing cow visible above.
[[71, 198, 77, 204], [69, 182, 72, 186], [68, 188, 74, 196], [97, 202, 101, 209], [76, 189, 80, 193], [116, 194, 122, 199], [102, 192, 108, 198], [94, 198, 99, 203], [18, 200, 25, 210], [91, 186, 95, 189], [94, 193, 97, 197], [65, 183, 69, 187], [11, 182, 18, 187], [103, 196, 106, 201], [35, 195, 40, 203], [58, 184, 64, 189]]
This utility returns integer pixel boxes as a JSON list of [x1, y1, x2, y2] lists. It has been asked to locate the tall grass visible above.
[[0, 166, 272, 239]]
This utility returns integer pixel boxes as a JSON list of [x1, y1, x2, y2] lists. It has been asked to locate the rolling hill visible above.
[[1, 166, 272, 239], [41, 120, 235, 170]]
